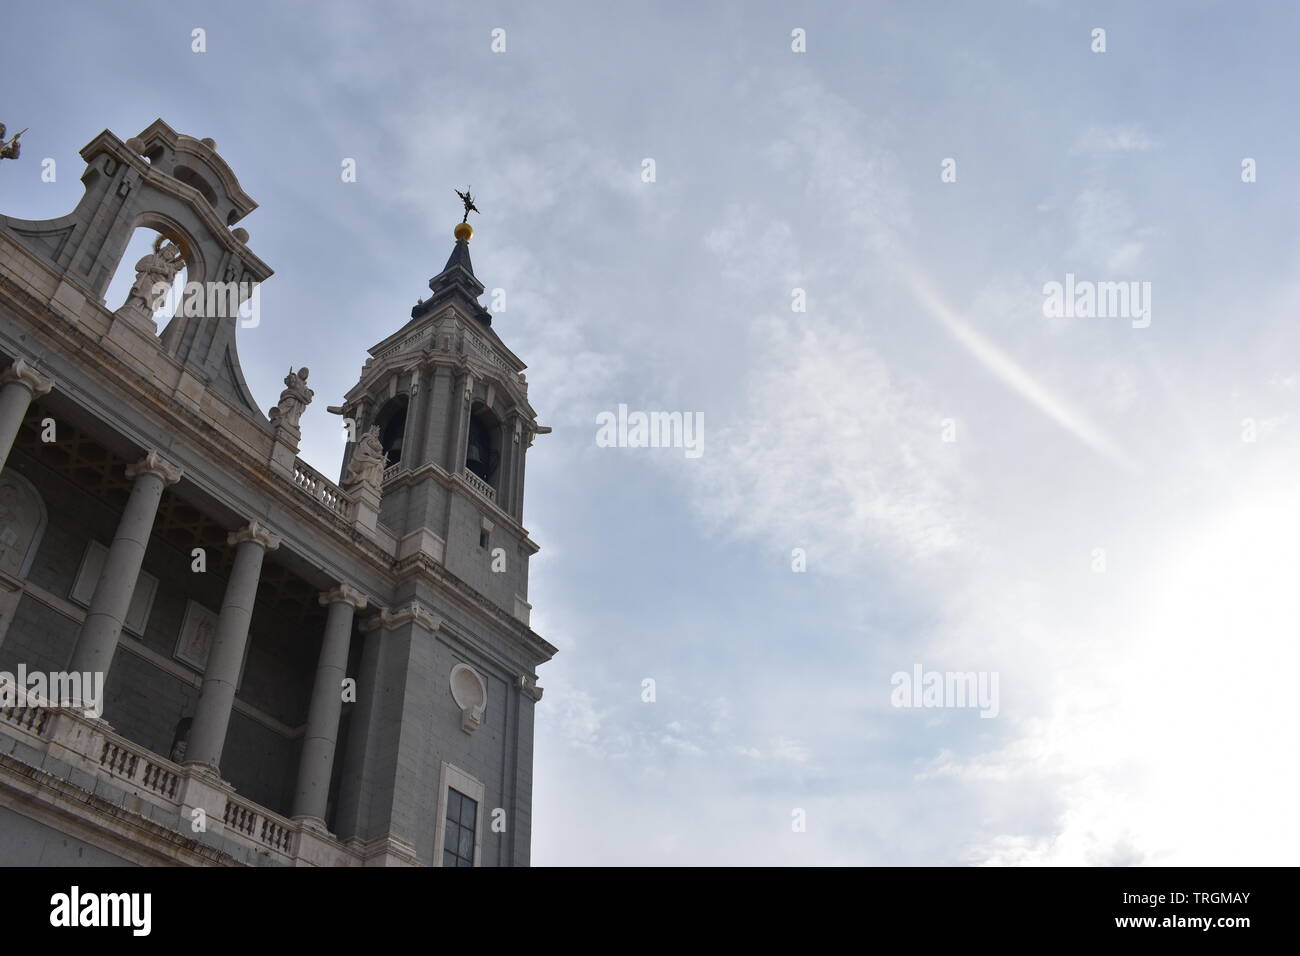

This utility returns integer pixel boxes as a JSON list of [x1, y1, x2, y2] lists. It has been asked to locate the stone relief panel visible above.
[[175, 599, 249, 687], [0, 472, 46, 579], [175, 599, 218, 671]]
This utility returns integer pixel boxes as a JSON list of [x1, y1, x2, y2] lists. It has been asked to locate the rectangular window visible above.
[[442, 787, 478, 867], [479, 528, 489, 549]]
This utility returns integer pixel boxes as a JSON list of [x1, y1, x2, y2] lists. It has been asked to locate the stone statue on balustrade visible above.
[[343, 424, 388, 493], [268, 367, 314, 430]]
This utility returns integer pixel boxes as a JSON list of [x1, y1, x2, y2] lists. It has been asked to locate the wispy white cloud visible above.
[[1073, 124, 1157, 155], [687, 314, 964, 565], [1066, 187, 1152, 274]]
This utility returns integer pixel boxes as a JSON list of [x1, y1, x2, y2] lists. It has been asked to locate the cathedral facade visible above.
[[0, 120, 555, 866]]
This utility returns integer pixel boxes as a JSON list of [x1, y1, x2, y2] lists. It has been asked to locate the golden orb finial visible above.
[[454, 221, 473, 241]]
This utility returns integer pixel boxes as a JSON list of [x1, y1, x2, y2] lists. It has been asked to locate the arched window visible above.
[[465, 404, 501, 487], [375, 395, 409, 465]]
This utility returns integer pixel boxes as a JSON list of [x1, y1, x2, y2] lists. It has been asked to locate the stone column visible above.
[[185, 520, 280, 774], [498, 414, 521, 519], [68, 451, 182, 678], [332, 615, 383, 841], [398, 366, 422, 471], [515, 428, 532, 517], [292, 583, 367, 828], [0, 359, 54, 473], [421, 365, 453, 473], [448, 364, 473, 474]]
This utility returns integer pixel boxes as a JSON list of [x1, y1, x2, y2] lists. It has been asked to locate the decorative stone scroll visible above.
[[517, 674, 544, 703], [319, 583, 368, 611], [0, 358, 54, 398], [125, 450, 184, 486], [228, 519, 281, 551]]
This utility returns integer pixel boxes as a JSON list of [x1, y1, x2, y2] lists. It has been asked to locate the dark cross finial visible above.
[[455, 186, 480, 224]]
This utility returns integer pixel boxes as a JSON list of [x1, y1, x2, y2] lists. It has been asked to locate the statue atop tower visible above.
[[454, 186, 480, 225]]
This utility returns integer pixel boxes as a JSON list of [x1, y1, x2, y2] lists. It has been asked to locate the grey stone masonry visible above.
[[0, 119, 556, 866]]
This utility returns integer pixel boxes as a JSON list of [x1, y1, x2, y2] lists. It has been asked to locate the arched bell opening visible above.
[[375, 395, 410, 466], [465, 403, 502, 490]]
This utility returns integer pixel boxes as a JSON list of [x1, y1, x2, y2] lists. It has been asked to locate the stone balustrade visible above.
[[292, 457, 351, 516], [99, 737, 181, 800], [461, 467, 496, 503], [223, 792, 294, 854], [0, 689, 371, 867], [0, 703, 50, 736]]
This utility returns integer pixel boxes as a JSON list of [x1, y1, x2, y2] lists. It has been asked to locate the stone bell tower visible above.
[[330, 210, 554, 865], [336, 216, 544, 620]]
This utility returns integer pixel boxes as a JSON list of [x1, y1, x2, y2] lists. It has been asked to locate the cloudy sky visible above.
[[4, 0, 1299, 865]]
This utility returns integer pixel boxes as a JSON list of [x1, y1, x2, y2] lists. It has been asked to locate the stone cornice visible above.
[[431, 607, 556, 683], [344, 347, 534, 417], [382, 460, 539, 551], [360, 600, 443, 633], [392, 550, 557, 666]]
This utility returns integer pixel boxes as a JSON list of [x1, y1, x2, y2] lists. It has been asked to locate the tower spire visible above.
[[413, 191, 489, 324], [443, 220, 475, 274]]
